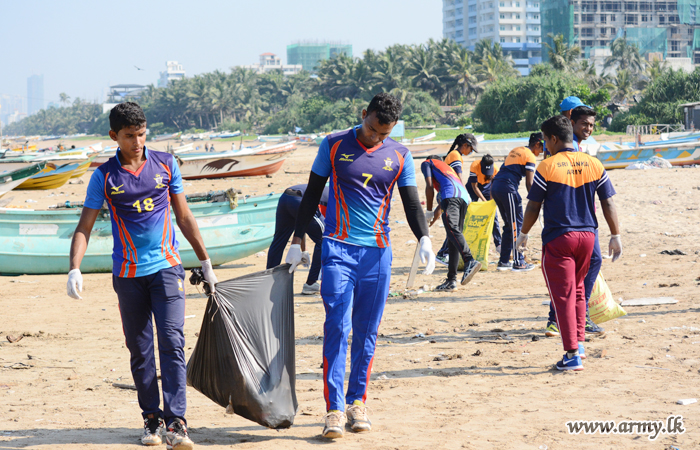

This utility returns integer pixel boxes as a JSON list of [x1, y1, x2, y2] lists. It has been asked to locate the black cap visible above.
[[480, 159, 494, 176], [464, 133, 478, 152]]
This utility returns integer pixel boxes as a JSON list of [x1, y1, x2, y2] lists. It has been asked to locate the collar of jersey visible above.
[[116, 146, 149, 176], [353, 125, 385, 153], [557, 147, 576, 153]]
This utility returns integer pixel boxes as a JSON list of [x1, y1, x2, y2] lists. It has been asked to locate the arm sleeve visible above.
[[525, 152, 536, 172], [310, 138, 332, 177], [420, 160, 431, 180], [398, 151, 417, 188], [294, 171, 330, 239], [596, 169, 616, 200], [83, 169, 106, 209], [399, 185, 429, 239], [169, 156, 184, 194], [450, 160, 462, 175], [527, 169, 547, 202]]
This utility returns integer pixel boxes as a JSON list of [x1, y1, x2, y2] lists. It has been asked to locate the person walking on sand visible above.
[[286, 93, 435, 439], [422, 155, 481, 290], [516, 115, 621, 371], [66, 102, 217, 449]]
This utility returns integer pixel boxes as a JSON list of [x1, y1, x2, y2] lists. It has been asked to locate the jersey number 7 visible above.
[[362, 173, 373, 187]]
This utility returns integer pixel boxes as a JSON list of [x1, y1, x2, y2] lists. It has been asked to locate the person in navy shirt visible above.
[[67, 102, 217, 449], [286, 93, 435, 439]]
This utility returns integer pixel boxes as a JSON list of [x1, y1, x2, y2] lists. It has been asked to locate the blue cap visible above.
[[559, 96, 590, 112]]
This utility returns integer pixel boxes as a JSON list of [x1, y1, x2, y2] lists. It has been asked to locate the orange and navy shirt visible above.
[[493, 146, 537, 189], [527, 149, 616, 245], [84, 148, 183, 277], [444, 149, 464, 175], [421, 159, 470, 203], [468, 160, 499, 187]]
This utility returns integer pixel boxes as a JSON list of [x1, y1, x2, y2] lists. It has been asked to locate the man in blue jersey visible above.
[[286, 93, 435, 439], [66, 102, 217, 450], [422, 155, 481, 290]]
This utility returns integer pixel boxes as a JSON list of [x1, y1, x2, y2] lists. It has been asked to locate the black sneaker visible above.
[[512, 262, 537, 272], [461, 260, 482, 285], [435, 278, 457, 291], [141, 414, 164, 446], [496, 261, 512, 271], [585, 317, 606, 337], [165, 418, 194, 450], [435, 254, 449, 266]]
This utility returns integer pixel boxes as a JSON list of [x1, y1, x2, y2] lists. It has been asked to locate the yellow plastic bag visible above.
[[457, 200, 497, 271], [588, 272, 626, 324]]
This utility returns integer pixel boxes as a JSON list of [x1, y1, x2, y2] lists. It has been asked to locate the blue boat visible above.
[[0, 193, 280, 274]]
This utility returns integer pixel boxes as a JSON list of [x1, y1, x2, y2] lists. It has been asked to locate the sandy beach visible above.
[[1, 138, 699, 449]]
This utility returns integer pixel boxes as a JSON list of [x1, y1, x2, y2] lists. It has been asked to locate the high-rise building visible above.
[[0, 94, 25, 127], [541, 0, 700, 66], [27, 74, 44, 115], [158, 61, 186, 88], [443, 0, 542, 75], [287, 41, 352, 72], [241, 53, 303, 76]]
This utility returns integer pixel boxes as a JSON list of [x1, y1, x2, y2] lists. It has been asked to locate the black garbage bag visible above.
[[187, 264, 297, 429]]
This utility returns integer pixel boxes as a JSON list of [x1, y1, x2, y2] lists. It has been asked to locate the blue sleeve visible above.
[[398, 150, 417, 188], [468, 172, 477, 184], [596, 169, 616, 200], [311, 137, 332, 177], [420, 160, 431, 180], [169, 156, 184, 194], [527, 170, 547, 202], [450, 160, 463, 174], [84, 169, 106, 209]]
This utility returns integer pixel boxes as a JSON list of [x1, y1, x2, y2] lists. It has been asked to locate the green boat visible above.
[[0, 192, 280, 275], [0, 162, 46, 198]]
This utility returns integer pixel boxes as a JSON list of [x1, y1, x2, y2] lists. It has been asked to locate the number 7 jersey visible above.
[[84, 148, 184, 277], [311, 126, 417, 248]]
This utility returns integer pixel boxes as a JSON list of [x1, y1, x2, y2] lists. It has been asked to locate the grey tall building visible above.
[[27, 74, 44, 115]]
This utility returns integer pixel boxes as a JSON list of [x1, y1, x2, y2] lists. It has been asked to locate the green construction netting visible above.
[[541, 0, 574, 61], [694, 29, 700, 51], [626, 27, 668, 57], [679, 0, 700, 25]]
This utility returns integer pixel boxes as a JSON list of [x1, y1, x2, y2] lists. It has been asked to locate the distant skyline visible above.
[[1, 0, 442, 108]]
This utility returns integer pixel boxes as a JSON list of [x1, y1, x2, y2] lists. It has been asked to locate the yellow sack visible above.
[[457, 200, 497, 271], [588, 271, 627, 324]]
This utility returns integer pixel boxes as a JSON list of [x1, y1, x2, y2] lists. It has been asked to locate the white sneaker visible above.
[[301, 282, 320, 295], [141, 415, 164, 446], [346, 401, 371, 432], [322, 410, 346, 439]]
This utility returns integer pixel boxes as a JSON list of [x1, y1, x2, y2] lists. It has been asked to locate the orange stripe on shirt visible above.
[[329, 140, 351, 240], [372, 150, 404, 247]]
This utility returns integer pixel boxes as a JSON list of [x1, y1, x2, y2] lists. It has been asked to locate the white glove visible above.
[[285, 244, 310, 273], [67, 268, 83, 300], [609, 235, 622, 262], [419, 236, 436, 275], [515, 233, 528, 252], [200, 259, 219, 293], [425, 210, 433, 224]]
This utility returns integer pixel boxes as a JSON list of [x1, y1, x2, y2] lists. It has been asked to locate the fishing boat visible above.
[[0, 192, 280, 274], [257, 135, 285, 142], [153, 132, 182, 142], [176, 142, 296, 179], [597, 140, 700, 169], [405, 134, 485, 158], [16, 162, 79, 190], [0, 163, 46, 198]]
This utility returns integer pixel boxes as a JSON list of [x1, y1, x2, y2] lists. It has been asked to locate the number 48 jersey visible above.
[[312, 126, 417, 248], [84, 148, 184, 278]]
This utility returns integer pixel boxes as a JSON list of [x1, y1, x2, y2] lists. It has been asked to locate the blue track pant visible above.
[[113, 265, 187, 425], [548, 229, 602, 322], [320, 239, 392, 411]]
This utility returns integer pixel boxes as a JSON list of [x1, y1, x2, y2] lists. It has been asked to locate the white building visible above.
[[241, 53, 303, 76], [443, 0, 542, 75], [158, 61, 186, 88]]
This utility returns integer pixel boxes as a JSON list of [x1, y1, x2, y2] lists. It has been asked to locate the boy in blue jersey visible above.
[[422, 155, 481, 290], [67, 102, 217, 450], [517, 115, 621, 370], [286, 93, 435, 439]]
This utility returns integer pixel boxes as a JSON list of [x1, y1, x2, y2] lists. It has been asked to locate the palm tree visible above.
[[449, 47, 484, 103], [477, 53, 519, 82], [604, 38, 645, 75], [59, 92, 70, 106], [610, 69, 639, 102], [543, 33, 582, 71]]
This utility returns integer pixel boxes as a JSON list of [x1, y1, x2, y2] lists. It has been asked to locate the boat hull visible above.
[[598, 145, 700, 169], [0, 194, 280, 274], [177, 149, 293, 180]]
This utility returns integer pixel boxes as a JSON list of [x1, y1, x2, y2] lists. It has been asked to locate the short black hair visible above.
[[529, 132, 543, 147], [571, 105, 597, 123], [426, 155, 443, 161], [541, 115, 573, 143], [366, 93, 402, 125], [109, 101, 147, 133]]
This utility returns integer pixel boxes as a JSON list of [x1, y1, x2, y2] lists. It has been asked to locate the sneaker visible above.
[[461, 260, 482, 285], [585, 317, 606, 337], [556, 352, 583, 371], [435, 254, 449, 266], [346, 400, 371, 432], [435, 278, 457, 291], [578, 342, 586, 360], [301, 282, 320, 295], [322, 410, 346, 439], [545, 321, 560, 337], [512, 262, 537, 272], [496, 261, 512, 271], [141, 414, 164, 446], [165, 418, 194, 450]]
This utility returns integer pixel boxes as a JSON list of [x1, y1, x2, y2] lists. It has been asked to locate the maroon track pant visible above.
[[541, 231, 595, 351]]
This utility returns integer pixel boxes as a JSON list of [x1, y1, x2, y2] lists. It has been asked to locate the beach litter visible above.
[[660, 249, 686, 255], [6, 335, 23, 344], [113, 383, 138, 391], [677, 398, 697, 405], [625, 156, 673, 170]]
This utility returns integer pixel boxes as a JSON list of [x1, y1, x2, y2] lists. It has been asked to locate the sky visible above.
[[1, 0, 443, 108]]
